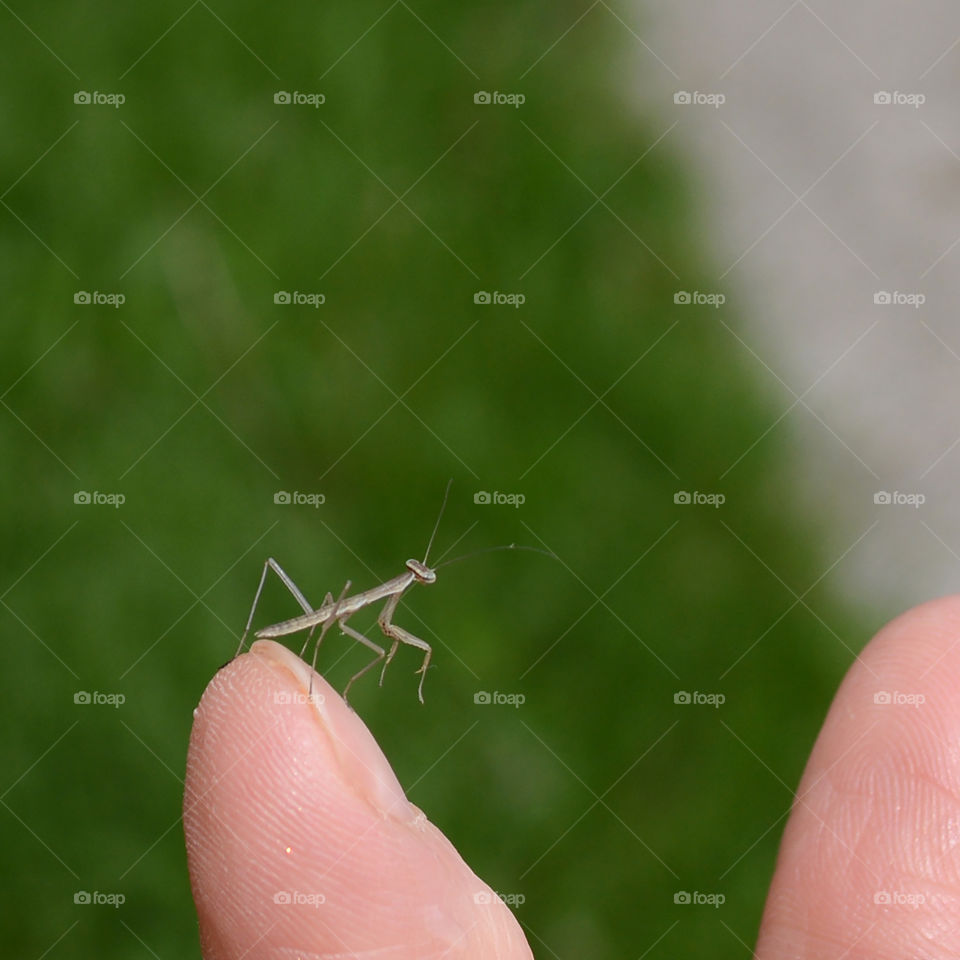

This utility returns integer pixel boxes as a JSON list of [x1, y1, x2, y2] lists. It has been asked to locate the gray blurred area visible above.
[[641, 1, 960, 610]]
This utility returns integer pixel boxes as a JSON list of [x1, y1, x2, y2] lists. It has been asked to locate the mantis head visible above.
[[406, 559, 437, 584]]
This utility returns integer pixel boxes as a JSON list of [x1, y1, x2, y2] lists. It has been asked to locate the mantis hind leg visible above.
[[237, 558, 314, 657]]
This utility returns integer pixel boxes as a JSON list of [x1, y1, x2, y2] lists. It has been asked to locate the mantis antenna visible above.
[[422, 477, 453, 564]]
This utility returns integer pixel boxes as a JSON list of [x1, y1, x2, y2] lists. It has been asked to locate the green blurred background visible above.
[[0, 2, 878, 957]]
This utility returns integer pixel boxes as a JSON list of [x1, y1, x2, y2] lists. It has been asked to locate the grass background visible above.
[[0, 2, 875, 957]]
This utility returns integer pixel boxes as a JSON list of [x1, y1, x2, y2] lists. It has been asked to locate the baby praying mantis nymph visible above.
[[235, 480, 553, 704]]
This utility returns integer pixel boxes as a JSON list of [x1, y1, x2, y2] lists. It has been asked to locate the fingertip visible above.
[[756, 593, 960, 959], [184, 641, 532, 959]]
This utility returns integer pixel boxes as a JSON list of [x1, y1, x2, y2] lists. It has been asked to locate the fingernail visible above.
[[250, 639, 413, 819]]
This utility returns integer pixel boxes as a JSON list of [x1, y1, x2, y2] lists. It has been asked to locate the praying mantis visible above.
[[236, 480, 550, 704]]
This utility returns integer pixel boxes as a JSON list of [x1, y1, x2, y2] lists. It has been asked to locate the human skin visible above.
[[184, 596, 960, 958], [755, 594, 960, 959], [183, 639, 533, 959]]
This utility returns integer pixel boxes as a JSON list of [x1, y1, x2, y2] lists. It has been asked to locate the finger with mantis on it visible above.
[[185, 639, 535, 959]]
